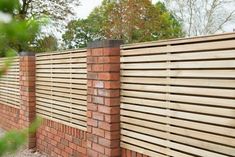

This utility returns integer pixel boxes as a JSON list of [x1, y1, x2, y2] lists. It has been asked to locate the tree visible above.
[[12, 0, 80, 52], [62, 0, 184, 48], [164, 0, 235, 36], [0, 0, 42, 57], [19, 0, 80, 27], [30, 35, 58, 53], [62, 19, 102, 49]]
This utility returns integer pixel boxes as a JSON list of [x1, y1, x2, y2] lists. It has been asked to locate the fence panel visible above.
[[36, 49, 87, 131], [121, 35, 235, 157], [0, 57, 20, 108]]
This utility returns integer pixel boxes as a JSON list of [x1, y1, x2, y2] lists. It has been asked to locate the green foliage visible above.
[[30, 35, 58, 53], [0, 0, 43, 57], [0, 0, 20, 13], [63, 0, 184, 48], [0, 117, 43, 157]]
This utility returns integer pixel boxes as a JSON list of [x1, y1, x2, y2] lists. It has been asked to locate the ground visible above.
[[0, 128, 46, 157]]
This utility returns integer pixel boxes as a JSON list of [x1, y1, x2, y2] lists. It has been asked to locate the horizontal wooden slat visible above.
[[36, 113, 87, 131], [36, 97, 86, 111], [36, 63, 86, 69], [0, 57, 20, 108], [121, 90, 235, 108], [121, 77, 235, 88], [121, 40, 235, 56], [121, 60, 235, 69], [122, 130, 228, 157], [122, 83, 235, 98], [122, 103, 235, 127], [121, 97, 235, 118], [37, 86, 87, 95], [36, 53, 86, 59], [122, 123, 235, 156], [121, 36, 235, 157], [37, 73, 86, 78], [121, 110, 235, 138], [122, 32, 235, 49], [121, 50, 235, 62], [121, 117, 235, 147], [121, 70, 235, 78], [36, 58, 86, 64], [36, 82, 86, 89], [36, 51, 87, 130], [37, 78, 87, 84], [36, 68, 86, 73]]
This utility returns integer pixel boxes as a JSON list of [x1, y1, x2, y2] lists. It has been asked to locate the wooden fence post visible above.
[[19, 52, 36, 149], [87, 40, 123, 157]]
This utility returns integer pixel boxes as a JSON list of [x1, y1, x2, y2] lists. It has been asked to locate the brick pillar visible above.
[[87, 40, 123, 157], [19, 52, 36, 149]]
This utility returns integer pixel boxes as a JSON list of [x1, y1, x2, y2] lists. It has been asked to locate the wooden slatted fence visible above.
[[120, 34, 235, 157], [0, 57, 20, 108], [36, 49, 87, 131]]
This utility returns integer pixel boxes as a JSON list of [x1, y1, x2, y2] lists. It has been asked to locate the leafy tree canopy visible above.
[[63, 0, 184, 48], [11, 0, 80, 53], [0, 0, 41, 57]]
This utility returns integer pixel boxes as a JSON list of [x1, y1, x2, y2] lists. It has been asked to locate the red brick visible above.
[[137, 152, 143, 157], [93, 112, 104, 121], [93, 81, 104, 88], [87, 49, 92, 56], [92, 96, 104, 104], [102, 57, 120, 63], [93, 128, 105, 137], [103, 64, 120, 72], [87, 103, 98, 111], [98, 73, 120, 81], [98, 138, 119, 148], [92, 142, 105, 154], [105, 147, 120, 156], [98, 89, 120, 97], [105, 131, 120, 140], [69, 142, 77, 150], [92, 64, 104, 71], [104, 98, 120, 106], [92, 48, 103, 56], [87, 134, 98, 143], [105, 115, 120, 123], [98, 106, 120, 115], [99, 122, 120, 131], [103, 48, 120, 56], [87, 119, 98, 127], [126, 150, 131, 157], [88, 149, 99, 157], [87, 111, 92, 118]]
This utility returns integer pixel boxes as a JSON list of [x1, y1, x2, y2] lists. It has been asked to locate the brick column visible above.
[[19, 52, 36, 149], [87, 40, 123, 157]]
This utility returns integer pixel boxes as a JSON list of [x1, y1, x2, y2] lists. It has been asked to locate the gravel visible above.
[[0, 128, 47, 157]]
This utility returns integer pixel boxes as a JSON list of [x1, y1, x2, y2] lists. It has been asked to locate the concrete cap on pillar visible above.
[[87, 40, 123, 49], [19, 52, 35, 56]]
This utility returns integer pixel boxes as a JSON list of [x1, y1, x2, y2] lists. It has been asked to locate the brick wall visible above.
[[19, 52, 36, 149], [37, 119, 87, 157], [122, 149, 149, 157], [87, 40, 122, 157], [0, 104, 20, 130]]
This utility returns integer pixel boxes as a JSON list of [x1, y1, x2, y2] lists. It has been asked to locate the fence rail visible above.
[[36, 49, 87, 131], [120, 35, 235, 157], [0, 57, 20, 108]]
